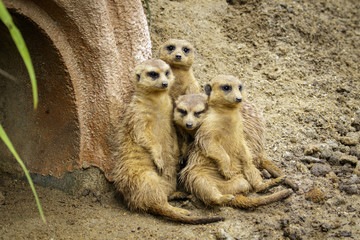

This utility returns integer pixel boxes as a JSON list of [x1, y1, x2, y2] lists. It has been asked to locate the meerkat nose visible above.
[[236, 98, 242, 103], [162, 82, 168, 88], [175, 54, 182, 60], [186, 122, 193, 128]]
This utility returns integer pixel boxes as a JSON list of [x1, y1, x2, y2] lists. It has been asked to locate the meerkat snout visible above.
[[186, 122, 193, 128], [236, 97, 242, 103]]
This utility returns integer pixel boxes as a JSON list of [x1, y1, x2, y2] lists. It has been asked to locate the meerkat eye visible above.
[[194, 110, 205, 118], [177, 108, 187, 116], [165, 70, 170, 77], [147, 71, 159, 79], [221, 85, 232, 92], [183, 47, 190, 54], [166, 45, 175, 52], [239, 85, 243, 92]]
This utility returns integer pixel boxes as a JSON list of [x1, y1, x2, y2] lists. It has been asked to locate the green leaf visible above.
[[0, 0, 38, 109], [0, 125, 46, 223]]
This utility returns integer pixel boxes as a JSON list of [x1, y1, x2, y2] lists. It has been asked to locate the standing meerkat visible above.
[[158, 39, 201, 101], [112, 59, 224, 224], [180, 75, 293, 207]]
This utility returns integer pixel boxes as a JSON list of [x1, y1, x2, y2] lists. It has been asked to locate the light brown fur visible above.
[[180, 75, 293, 207], [159, 39, 201, 101], [112, 59, 224, 224], [174, 94, 208, 165]]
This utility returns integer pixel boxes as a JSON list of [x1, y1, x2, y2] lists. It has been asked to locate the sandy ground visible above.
[[1, 0, 360, 239]]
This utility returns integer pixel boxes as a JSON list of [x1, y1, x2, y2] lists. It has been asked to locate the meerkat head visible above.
[[204, 75, 243, 108], [158, 39, 195, 69], [174, 94, 208, 133], [133, 59, 174, 92]]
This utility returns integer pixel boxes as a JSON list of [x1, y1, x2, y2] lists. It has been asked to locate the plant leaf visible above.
[[0, 125, 46, 223], [0, 0, 38, 109]]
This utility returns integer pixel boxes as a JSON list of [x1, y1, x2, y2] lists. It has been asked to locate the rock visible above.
[[305, 187, 325, 203], [325, 139, 339, 150], [339, 136, 358, 146], [345, 174, 360, 185], [340, 184, 358, 194], [320, 145, 333, 159], [351, 116, 360, 131], [328, 151, 342, 165], [296, 162, 310, 174], [216, 228, 234, 240], [354, 161, 360, 176], [349, 145, 360, 159], [311, 163, 332, 177], [304, 144, 321, 156], [339, 154, 358, 165], [300, 156, 325, 164], [326, 171, 339, 183]]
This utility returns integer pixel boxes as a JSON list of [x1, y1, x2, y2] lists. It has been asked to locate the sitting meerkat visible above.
[[158, 39, 201, 101], [180, 75, 293, 207], [174, 93, 298, 191], [112, 59, 224, 224], [173, 94, 208, 167]]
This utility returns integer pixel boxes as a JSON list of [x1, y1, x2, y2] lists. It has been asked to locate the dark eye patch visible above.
[[165, 70, 170, 77], [194, 110, 205, 118], [239, 85, 243, 92], [166, 45, 176, 52], [183, 47, 190, 54], [147, 71, 159, 79], [177, 108, 187, 116], [221, 85, 232, 92]]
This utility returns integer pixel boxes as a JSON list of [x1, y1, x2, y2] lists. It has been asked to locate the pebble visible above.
[[305, 187, 325, 203], [300, 156, 325, 164], [339, 136, 358, 146], [328, 151, 342, 165], [216, 228, 234, 240], [320, 145, 332, 159], [339, 154, 358, 165], [326, 171, 339, 183], [339, 184, 358, 195], [310, 163, 332, 177]]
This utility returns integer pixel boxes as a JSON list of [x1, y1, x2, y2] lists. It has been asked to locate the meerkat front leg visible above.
[[134, 123, 165, 174], [201, 137, 236, 180]]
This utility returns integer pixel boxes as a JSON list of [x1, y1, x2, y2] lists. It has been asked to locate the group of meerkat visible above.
[[112, 39, 298, 224]]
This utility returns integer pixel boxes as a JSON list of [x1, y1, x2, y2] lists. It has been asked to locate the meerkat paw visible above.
[[254, 176, 285, 193], [173, 206, 191, 216], [219, 194, 235, 204], [221, 169, 237, 180], [153, 157, 165, 175]]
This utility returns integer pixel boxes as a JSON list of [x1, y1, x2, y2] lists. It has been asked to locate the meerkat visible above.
[[241, 99, 299, 191], [112, 59, 224, 224], [174, 93, 298, 191], [173, 94, 208, 167], [158, 39, 201, 101], [180, 75, 293, 207]]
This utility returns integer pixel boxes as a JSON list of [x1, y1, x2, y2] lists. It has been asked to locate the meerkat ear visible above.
[[204, 84, 212, 96]]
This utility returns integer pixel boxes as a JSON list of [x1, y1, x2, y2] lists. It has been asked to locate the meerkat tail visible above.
[[149, 203, 225, 225], [261, 160, 299, 191], [228, 189, 293, 209]]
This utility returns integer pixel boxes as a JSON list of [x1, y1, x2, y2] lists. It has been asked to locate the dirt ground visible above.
[[1, 0, 360, 239]]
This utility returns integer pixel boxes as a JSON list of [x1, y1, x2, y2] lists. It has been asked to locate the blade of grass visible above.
[[1, 0, 44, 223], [0, 125, 46, 223], [0, 0, 38, 109]]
